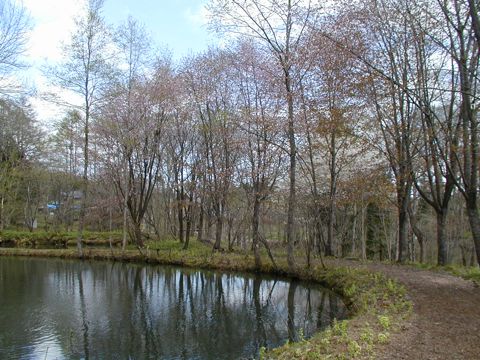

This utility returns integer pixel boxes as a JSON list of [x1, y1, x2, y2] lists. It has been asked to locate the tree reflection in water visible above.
[[0, 257, 347, 359]]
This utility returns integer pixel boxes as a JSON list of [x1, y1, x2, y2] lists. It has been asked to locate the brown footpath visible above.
[[340, 262, 480, 360]]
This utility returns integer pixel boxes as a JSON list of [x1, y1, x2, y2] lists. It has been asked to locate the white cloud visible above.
[[13, 0, 85, 124], [22, 0, 83, 61], [184, 5, 209, 27]]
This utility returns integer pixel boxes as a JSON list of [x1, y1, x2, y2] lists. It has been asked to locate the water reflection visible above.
[[0, 257, 346, 359]]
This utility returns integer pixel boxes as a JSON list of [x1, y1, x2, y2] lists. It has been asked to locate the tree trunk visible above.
[[351, 203, 357, 257], [466, 200, 480, 265], [197, 202, 204, 242], [0, 196, 3, 230], [326, 201, 335, 257], [361, 204, 366, 260], [408, 204, 425, 264], [122, 178, 128, 251], [133, 221, 144, 248], [419, 238, 425, 264], [397, 190, 410, 263], [76, 168, 87, 257], [286, 73, 296, 271], [227, 217, 234, 251], [214, 204, 223, 250], [252, 194, 261, 269], [436, 210, 448, 266], [183, 201, 193, 250], [77, 89, 91, 257], [178, 203, 184, 243], [470, 247, 477, 267], [315, 219, 323, 255], [461, 246, 468, 267], [397, 204, 408, 263]]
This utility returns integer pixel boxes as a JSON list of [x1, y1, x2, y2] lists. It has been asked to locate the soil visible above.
[[340, 262, 480, 359]]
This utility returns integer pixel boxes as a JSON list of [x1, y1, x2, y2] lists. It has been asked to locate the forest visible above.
[[1, 0, 480, 270]]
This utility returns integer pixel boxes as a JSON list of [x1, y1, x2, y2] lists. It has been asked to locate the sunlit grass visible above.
[[409, 262, 480, 285]]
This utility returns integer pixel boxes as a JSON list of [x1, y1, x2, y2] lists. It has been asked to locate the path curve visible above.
[[353, 263, 480, 359]]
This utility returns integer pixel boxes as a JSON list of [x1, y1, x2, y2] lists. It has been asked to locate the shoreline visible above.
[[0, 247, 411, 359]]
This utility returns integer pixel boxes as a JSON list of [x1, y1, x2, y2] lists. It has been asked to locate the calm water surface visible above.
[[0, 256, 346, 359]]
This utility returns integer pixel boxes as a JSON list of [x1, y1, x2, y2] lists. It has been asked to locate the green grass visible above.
[[409, 262, 480, 286], [264, 265, 411, 359], [0, 230, 123, 248]]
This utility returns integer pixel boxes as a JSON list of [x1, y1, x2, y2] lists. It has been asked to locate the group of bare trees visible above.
[[1, 0, 480, 267]]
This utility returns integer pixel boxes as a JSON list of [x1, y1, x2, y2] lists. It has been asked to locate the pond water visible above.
[[0, 257, 347, 359]]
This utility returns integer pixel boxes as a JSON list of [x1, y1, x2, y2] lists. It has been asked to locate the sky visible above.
[[16, 0, 215, 125]]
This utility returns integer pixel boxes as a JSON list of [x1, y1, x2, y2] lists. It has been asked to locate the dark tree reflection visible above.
[[0, 257, 347, 360]]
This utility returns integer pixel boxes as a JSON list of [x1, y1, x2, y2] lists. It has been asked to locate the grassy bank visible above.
[[410, 262, 480, 286], [0, 230, 123, 248], [0, 242, 412, 359]]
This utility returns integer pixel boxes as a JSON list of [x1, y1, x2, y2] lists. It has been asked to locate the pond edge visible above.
[[0, 247, 412, 359]]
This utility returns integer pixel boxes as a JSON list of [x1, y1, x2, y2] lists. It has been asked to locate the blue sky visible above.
[[17, 0, 215, 123], [103, 0, 215, 58]]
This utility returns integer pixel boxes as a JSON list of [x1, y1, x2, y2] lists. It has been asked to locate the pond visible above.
[[0, 257, 347, 359]]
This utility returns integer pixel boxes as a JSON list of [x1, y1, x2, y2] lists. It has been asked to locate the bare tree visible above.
[[209, 0, 318, 269], [48, 0, 110, 255], [183, 49, 239, 251], [407, 6, 460, 266], [436, 0, 480, 264], [98, 57, 172, 248], [0, 0, 30, 94], [348, 0, 424, 263], [112, 16, 152, 250], [233, 40, 284, 268]]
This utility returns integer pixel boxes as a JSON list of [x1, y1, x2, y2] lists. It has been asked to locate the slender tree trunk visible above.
[[286, 76, 296, 270], [197, 201, 204, 242], [397, 182, 411, 263], [76, 109, 89, 257], [227, 217, 234, 251], [0, 196, 3, 230], [122, 172, 129, 251], [315, 219, 323, 255], [183, 201, 193, 250], [468, 0, 480, 50], [214, 203, 223, 250], [461, 246, 468, 266], [397, 204, 408, 263], [361, 204, 366, 260], [409, 209, 425, 264], [326, 201, 335, 257], [252, 193, 261, 269], [183, 172, 196, 250], [178, 203, 184, 243], [177, 168, 185, 243], [419, 238, 425, 264], [466, 200, 480, 265], [470, 248, 477, 267], [351, 203, 357, 257], [436, 210, 448, 265], [326, 130, 337, 257]]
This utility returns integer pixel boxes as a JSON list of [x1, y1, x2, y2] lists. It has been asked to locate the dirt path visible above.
[[351, 263, 480, 359]]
